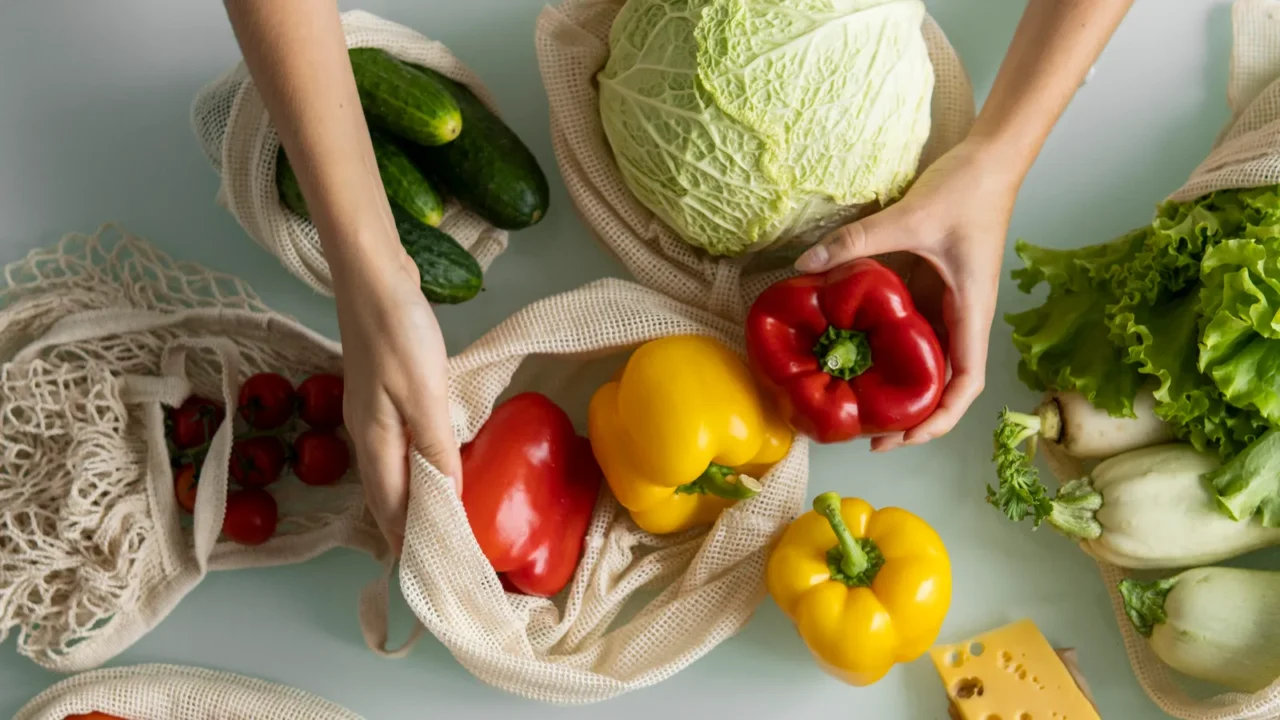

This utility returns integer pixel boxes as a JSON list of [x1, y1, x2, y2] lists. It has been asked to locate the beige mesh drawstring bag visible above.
[[0, 226, 384, 674], [361, 278, 811, 704], [534, 0, 976, 321], [190, 10, 508, 295], [14, 664, 365, 720], [1033, 8, 1280, 715]]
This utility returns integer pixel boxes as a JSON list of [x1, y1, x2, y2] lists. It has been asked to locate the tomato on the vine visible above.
[[230, 436, 287, 487], [174, 465, 198, 514], [222, 488, 278, 545], [169, 396, 224, 450], [297, 373, 345, 430], [293, 430, 350, 486], [238, 372, 296, 430]]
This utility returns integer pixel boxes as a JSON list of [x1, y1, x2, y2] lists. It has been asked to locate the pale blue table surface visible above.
[[0, 1, 1251, 718]]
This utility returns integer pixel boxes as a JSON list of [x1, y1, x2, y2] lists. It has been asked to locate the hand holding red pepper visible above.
[[746, 258, 946, 444]]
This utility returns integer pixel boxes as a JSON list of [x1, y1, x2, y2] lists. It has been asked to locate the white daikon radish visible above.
[[1000, 389, 1174, 461]]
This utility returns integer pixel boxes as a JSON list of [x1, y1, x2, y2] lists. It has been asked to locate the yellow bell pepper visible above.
[[767, 492, 952, 686], [588, 334, 793, 534]]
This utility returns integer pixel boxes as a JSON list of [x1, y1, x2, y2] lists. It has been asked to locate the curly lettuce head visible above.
[[598, 0, 935, 256]]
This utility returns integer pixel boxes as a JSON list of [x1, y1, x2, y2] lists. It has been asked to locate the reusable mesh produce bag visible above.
[[361, 278, 810, 704], [190, 10, 508, 295], [0, 227, 383, 674], [534, 0, 976, 321], [13, 664, 365, 720], [1028, 3, 1280, 718]]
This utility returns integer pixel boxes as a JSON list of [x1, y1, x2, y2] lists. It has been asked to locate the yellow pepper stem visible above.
[[813, 492, 885, 587], [677, 463, 763, 500]]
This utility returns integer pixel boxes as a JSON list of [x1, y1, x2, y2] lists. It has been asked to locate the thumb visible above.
[[795, 205, 915, 273]]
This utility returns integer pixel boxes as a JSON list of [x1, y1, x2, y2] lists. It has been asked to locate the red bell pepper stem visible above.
[[815, 327, 872, 380], [677, 462, 762, 500]]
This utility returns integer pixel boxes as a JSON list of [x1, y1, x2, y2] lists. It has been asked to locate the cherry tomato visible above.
[[169, 396, 224, 450], [230, 436, 287, 487], [293, 430, 350, 486], [297, 373, 345, 429], [65, 713, 129, 720], [222, 488, 278, 545], [174, 465, 198, 513], [237, 372, 296, 430]]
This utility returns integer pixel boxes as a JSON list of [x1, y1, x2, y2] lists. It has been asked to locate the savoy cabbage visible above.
[[598, 0, 936, 256]]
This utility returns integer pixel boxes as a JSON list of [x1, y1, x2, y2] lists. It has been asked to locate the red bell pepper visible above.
[[745, 258, 946, 443], [461, 392, 602, 597]]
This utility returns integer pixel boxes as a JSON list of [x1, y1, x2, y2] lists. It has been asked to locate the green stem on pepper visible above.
[[813, 327, 872, 380], [813, 491, 884, 587], [675, 462, 762, 500]]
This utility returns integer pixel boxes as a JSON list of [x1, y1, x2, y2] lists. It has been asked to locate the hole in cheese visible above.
[[947, 650, 963, 668], [954, 677, 985, 699], [969, 642, 986, 657]]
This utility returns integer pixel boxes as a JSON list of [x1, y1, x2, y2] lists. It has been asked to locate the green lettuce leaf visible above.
[[1005, 231, 1146, 417], [1203, 427, 1280, 527], [1199, 235, 1280, 421]]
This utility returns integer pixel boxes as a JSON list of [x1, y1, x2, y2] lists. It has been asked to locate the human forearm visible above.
[[970, 0, 1134, 182], [223, 0, 400, 284]]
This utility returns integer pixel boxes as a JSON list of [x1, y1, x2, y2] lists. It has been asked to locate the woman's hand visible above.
[[796, 0, 1135, 451], [796, 139, 1018, 451], [331, 241, 463, 553], [223, 0, 467, 554]]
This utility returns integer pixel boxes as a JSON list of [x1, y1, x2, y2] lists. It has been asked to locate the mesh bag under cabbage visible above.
[[13, 664, 365, 720], [190, 10, 508, 295], [0, 227, 384, 674], [534, 0, 976, 322], [358, 277, 810, 704], [1033, 3, 1280, 718]]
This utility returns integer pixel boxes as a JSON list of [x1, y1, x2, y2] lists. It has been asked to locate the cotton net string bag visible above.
[[13, 664, 366, 720], [357, 277, 810, 704], [534, 0, 976, 322], [0, 226, 385, 674], [1032, 2, 1280, 718], [190, 10, 508, 295]]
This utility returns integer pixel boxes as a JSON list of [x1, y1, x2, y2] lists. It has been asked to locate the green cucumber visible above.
[[276, 139, 444, 228], [408, 66, 550, 230], [371, 132, 445, 227], [274, 150, 481, 305], [393, 206, 482, 304], [276, 149, 309, 219], [348, 48, 461, 147]]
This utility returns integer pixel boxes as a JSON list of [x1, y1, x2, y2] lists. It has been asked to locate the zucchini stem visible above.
[[1045, 478, 1103, 540], [1119, 576, 1178, 638]]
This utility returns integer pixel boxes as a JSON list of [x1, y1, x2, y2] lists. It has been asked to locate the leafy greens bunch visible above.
[[997, 185, 1280, 527]]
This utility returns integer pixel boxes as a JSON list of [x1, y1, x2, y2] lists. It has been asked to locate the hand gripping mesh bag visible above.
[[360, 278, 811, 704], [534, 0, 976, 321], [14, 664, 365, 720], [1030, 3, 1280, 719], [190, 10, 508, 295], [0, 227, 384, 673]]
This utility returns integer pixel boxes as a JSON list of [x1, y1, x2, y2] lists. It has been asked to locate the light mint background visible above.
[[0, 1, 1257, 718]]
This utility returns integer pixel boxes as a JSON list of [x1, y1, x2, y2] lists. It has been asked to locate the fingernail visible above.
[[795, 244, 828, 272]]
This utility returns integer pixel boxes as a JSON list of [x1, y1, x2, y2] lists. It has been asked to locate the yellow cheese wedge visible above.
[[929, 619, 1101, 720]]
